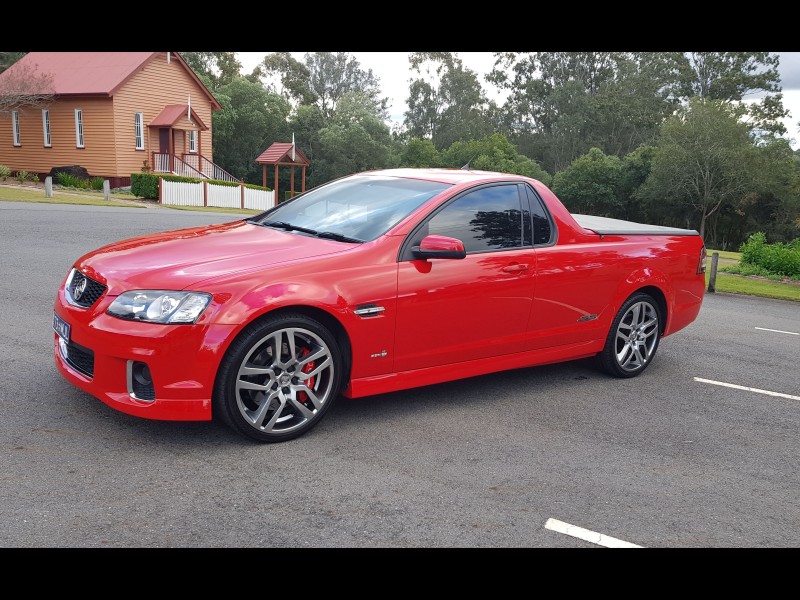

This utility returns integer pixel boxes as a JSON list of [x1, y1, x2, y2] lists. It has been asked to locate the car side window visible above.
[[424, 184, 524, 253], [525, 184, 555, 246]]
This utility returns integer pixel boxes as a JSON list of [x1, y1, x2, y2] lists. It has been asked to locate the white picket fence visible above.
[[160, 179, 275, 211]]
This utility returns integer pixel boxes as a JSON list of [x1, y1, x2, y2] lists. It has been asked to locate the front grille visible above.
[[64, 340, 94, 378], [69, 270, 106, 308]]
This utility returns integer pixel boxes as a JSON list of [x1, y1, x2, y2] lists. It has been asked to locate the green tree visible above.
[[304, 52, 387, 121], [404, 52, 495, 150], [179, 52, 241, 90], [488, 52, 683, 174], [636, 98, 759, 241], [678, 52, 781, 101], [618, 145, 656, 222], [287, 103, 325, 162], [310, 91, 398, 185], [249, 52, 317, 105], [719, 137, 800, 246], [212, 77, 292, 185], [677, 52, 787, 136], [550, 147, 623, 216], [400, 138, 441, 167], [440, 134, 551, 185], [0, 52, 25, 74]]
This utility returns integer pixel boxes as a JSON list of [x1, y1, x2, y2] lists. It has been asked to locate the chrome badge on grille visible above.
[[73, 276, 87, 301]]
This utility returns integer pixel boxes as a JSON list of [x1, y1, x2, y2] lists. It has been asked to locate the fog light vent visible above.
[[127, 360, 155, 402]]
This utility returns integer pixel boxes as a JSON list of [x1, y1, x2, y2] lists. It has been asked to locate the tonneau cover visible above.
[[573, 214, 699, 236]]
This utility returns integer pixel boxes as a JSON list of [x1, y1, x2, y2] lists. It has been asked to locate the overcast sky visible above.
[[236, 52, 800, 149]]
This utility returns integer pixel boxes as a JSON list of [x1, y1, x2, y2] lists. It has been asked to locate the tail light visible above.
[[697, 244, 707, 274]]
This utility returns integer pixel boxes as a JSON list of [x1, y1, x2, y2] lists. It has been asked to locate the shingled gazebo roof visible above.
[[255, 142, 310, 166]]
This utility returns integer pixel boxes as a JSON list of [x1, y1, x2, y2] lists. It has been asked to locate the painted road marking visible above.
[[694, 377, 800, 401], [544, 518, 642, 548], [754, 327, 798, 336]]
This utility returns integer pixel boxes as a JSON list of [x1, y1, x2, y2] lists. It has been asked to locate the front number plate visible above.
[[53, 312, 71, 342]]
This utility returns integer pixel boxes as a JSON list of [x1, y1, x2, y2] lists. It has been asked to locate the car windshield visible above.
[[249, 174, 452, 242]]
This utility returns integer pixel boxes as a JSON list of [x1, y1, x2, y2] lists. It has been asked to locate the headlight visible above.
[[107, 291, 212, 324]]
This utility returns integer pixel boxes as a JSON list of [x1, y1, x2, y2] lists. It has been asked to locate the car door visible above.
[[393, 183, 536, 372]]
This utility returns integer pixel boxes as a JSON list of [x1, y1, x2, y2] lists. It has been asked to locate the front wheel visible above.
[[600, 293, 662, 378], [213, 313, 343, 443]]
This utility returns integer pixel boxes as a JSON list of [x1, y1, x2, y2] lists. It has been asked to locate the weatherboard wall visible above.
[[0, 97, 116, 179], [111, 52, 215, 178]]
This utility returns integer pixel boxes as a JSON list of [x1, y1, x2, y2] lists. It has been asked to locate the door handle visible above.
[[502, 263, 528, 273]]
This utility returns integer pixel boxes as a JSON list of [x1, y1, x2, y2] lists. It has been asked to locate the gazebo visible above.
[[255, 140, 310, 203]]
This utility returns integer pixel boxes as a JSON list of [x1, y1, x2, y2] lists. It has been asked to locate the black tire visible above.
[[213, 312, 343, 443], [600, 292, 662, 378]]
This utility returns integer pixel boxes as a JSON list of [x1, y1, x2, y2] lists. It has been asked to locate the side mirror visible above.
[[412, 234, 467, 260]]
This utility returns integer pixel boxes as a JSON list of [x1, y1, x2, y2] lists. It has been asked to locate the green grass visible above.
[[0, 184, 144, 207], [707, 248, 741, 261], [705, 271, 800, 301], [705, 249, 800, 301], [0, 183, 259, 214]]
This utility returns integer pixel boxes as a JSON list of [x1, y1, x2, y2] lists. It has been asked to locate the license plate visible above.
[[53, 312, 71, 342]]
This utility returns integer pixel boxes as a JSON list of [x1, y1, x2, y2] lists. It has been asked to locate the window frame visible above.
[[74, 108, 84, 148], [134, 112, 144, 150], [399, 182, 529, 261], [188, 129, 197, 153], [12, 111, 21, 146], [42, 109, 51, 147]]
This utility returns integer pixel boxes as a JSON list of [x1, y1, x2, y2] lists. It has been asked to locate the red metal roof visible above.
[[150, 104, 208, 130], [0, 52, 155, 95], [255, 142, 310, 165], [0, 52, 221, 109]]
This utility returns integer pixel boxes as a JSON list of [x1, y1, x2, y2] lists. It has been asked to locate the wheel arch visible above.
[[222, 304, 353, 389], [610, 268, 671, 336]]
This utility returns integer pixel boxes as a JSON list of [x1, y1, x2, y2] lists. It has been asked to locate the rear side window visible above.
[[525, 184, 555, 245]]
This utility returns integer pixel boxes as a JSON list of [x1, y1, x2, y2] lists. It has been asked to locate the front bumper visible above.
[[53, 287, 235, 421]]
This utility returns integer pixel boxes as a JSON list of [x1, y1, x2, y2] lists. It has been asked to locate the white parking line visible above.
[[694, 377, 800, 401], [755, 327, 798, 336], [544, 518, 642, 548]]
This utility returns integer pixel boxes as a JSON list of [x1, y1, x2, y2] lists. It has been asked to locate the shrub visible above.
[[739, 232, 800, 278], [0, 165, 11, 180], [15, 170, 29, 183], [26, 171, 39, 182], [57, 172, 81, 188], [90, 176, 104, 190], [130, 173, 160, 199]]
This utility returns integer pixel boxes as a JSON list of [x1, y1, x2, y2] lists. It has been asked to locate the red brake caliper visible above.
[[297, 347, 316, 404]]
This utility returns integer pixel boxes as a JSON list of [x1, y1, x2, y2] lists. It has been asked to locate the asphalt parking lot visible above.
[[1, 201, 798, 548]]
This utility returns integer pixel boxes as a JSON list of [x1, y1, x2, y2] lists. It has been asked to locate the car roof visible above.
[[359, 168, 529, 185]]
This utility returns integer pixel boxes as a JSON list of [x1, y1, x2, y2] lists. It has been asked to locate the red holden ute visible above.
[[53, 168, 706, 443]]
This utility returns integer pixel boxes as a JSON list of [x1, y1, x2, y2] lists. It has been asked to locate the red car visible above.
[[54, 168, 706, 443]]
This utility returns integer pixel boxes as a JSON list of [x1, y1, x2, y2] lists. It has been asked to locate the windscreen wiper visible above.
[[256, 220, 362, 243], [315, 231, 364, 243], [259, 220, 318, 235]]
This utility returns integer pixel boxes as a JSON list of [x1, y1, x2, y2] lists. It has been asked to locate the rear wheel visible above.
[[213, 313, 343, 443], [600, 293, 661, 378]]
